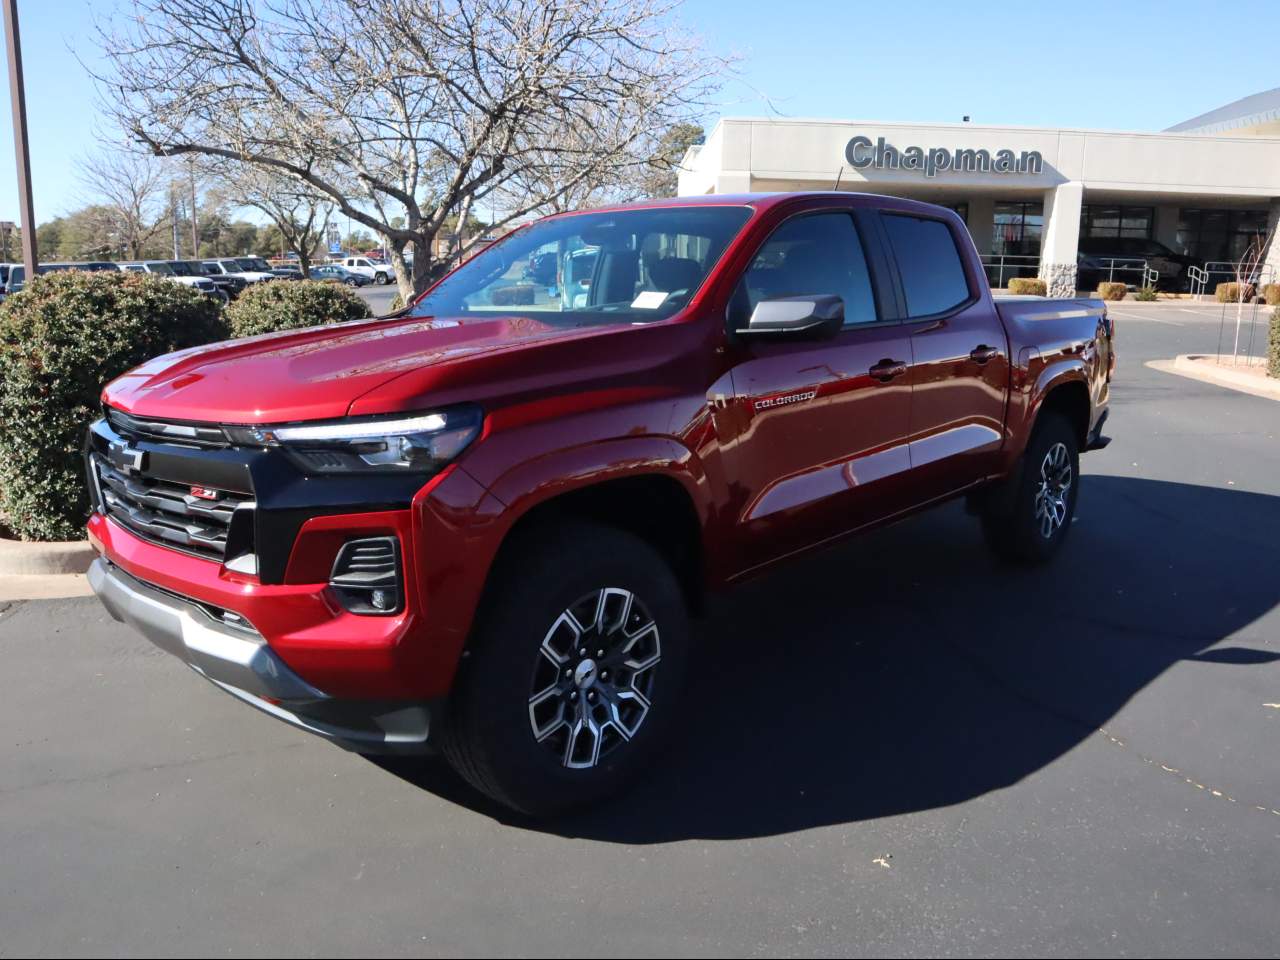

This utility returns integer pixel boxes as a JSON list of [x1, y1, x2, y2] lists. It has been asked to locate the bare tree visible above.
[[210, 165, 332, 276], [76, 150, 168, 258], [94, 0, 728, 298]]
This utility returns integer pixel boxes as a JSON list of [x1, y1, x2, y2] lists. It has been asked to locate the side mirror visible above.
[[736, 295, 844, 340]]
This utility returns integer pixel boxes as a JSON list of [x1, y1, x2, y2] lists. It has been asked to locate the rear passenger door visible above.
[[876, 210, 1010, 500], [722, 208, 916, 572]]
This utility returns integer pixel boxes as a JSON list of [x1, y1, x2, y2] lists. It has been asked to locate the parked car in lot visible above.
[[84, 192, 1114, 816], [119, 260, 224, 301], [202, 257, 276, 285], [521, 250, 558, 286], [1077, 237, 1197, 291], [340, 255, 393, 285], [6, 260, 118, 295], [168, 259, 246, 300], [269, 266, 304, 280], [311, 263, 370, 286]]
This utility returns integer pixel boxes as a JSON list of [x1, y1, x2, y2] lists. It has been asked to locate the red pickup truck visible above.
[[85, 193, 1113, 815]]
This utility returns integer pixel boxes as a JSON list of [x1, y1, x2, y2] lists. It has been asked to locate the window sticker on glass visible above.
[[632, 290, 669, 309]]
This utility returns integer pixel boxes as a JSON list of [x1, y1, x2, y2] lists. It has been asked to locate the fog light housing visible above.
[[329, 537, 402, 615]]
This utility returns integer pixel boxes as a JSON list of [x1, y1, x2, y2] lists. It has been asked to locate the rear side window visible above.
[[882, 214, 971, 317], [733, 212, 878, 327]]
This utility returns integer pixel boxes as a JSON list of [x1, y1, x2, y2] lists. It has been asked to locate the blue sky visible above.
[[1, 0, 1277, 224]]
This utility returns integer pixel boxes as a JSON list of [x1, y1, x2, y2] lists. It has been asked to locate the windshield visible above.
[[168, 261, 200, 276], [409, 206, 752, 327], [235, 257, 271, 272], [144, 262, 175, 276]]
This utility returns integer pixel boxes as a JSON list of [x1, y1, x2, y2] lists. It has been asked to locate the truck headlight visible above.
[[223, 404, 483, 475]]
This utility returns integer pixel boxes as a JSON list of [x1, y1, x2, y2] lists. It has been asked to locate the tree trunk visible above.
[[387, 242, 413, 301], [411, 243, 433, 295]]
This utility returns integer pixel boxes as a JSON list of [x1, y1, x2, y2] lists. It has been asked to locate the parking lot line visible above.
[[1107, 308, 1185, 325]]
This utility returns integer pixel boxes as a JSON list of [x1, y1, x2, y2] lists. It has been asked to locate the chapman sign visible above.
[[845, 136, 1044, 178]]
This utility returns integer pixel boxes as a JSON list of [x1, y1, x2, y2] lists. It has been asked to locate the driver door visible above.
[[718, 210, 915, 573]]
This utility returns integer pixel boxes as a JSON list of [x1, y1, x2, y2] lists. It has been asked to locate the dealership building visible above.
[[677, 88, 1280, 296]]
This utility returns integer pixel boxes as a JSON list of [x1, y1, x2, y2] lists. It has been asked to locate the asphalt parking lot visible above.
[[3, 300, 1278, 957]]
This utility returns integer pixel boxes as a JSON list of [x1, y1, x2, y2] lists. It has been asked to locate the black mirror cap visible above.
[[737, 294, 844, 340]]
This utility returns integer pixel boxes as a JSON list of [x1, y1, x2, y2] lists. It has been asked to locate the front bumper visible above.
[[89, 557, 434, 755]]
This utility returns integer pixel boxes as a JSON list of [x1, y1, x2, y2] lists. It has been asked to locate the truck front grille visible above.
[[106, 407, 230, 448], [92, 455, 254, 562]]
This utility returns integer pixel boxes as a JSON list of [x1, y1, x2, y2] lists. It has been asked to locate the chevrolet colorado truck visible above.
[[85, 193, 1114, 815]]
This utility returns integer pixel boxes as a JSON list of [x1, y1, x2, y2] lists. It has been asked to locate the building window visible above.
[[1175, 208, 1269, 263], [991, 201, 1043, 256], [1080, 205, 1154, 241]]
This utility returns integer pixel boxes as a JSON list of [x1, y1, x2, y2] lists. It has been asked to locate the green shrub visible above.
[[223, 279, 371, 338], [1215, 281, 1256, 303], [1270, 307, 1280, 380], [1096, 282, 1127, 301], [1007, 277, 1047, 296], [1134, 287, 1158, 302], [1262, 283, 1280, 307], [0, 271, 228, 541], [491, 284, 537, 306]]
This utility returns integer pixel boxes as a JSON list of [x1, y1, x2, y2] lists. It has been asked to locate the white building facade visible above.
[[678, 90, 1280, 297]]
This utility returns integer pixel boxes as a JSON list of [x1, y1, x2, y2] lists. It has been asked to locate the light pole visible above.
[[3, 0, 37, 277]]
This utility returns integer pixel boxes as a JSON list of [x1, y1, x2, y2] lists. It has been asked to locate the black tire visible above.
[[346, 278, 359, 287], [442, 521, 690, 816], [376, 272, 389, 285], [981, 412, 1080, 563]]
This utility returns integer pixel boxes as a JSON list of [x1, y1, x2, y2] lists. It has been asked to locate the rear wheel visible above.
[[442, 522, 689, 816], [981, 412, 1079, 563]]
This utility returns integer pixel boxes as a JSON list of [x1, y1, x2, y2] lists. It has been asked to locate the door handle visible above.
[[969, 344, 1001, 364], [869, 359, 908, 382]]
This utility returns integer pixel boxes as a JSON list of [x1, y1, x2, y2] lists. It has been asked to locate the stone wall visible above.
[[1039, 262, 1078, 299]]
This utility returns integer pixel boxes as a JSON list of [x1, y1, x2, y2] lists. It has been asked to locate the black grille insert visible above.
[[93, 455, 254, 561]]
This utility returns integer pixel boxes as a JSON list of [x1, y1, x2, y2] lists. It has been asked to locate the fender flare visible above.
[[483, 434, 713, 535]]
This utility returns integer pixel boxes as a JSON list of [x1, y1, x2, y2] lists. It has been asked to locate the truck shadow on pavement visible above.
[[375, 475, 1280, 841]]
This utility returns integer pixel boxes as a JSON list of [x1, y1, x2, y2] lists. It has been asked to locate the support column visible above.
[[1261, 201, 1280, 287], [966, 196, 995, 257], [1038, 182, 1083, 298]]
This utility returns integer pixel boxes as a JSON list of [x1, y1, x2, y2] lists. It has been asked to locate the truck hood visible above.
[[103, 314, 608, 424]]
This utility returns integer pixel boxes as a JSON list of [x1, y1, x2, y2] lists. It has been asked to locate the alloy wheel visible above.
[[527, 587, 661, 769], [1034, 441, 1073, 539]]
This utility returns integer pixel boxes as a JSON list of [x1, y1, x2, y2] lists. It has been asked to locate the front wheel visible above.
[[442, 522, 690, 816], [981, 412, 1080, 563], [376, 272, 390, 285]]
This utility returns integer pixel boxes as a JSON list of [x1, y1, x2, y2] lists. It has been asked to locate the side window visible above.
[[881, 214, 972, 317], [732, 212, 877, 328]]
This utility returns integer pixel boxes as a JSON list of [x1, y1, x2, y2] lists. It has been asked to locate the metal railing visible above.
[[1089, 257, 1149, 285], [980, 254, 1040, 288], [1186, 265, 1209, 297], [1191, 260, 1276, 297]]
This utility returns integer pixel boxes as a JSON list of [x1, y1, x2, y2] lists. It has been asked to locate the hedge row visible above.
[[1216, 281, 1256, 303], [0, 272, 374, 541], [1007, 277, 1046, 296], [1096, 282, 1127, 301], [1270, 307, 1280, 380]]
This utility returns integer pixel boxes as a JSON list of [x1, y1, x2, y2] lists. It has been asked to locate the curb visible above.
[[0, 537, 97, 576], [1147, 355, 1280, 401]]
